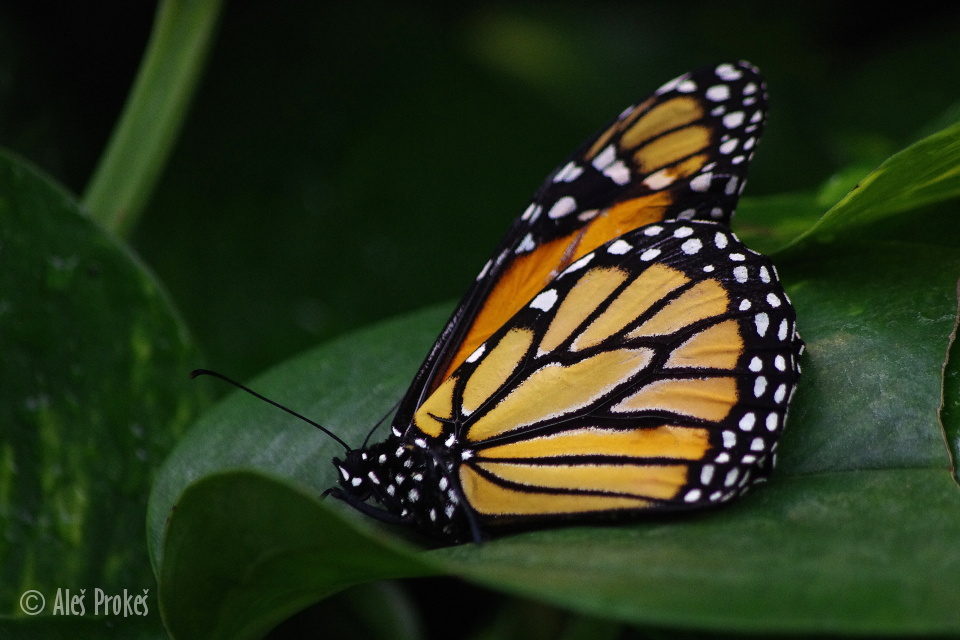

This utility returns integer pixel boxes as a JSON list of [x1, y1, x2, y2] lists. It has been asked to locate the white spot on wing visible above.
[[515, 233, 536, 253], [530, 289, 559, 312], [466, 344, 486, 363], [774, 384, 787, 403], [476, 260, 492, 281], [547, 196, 578, 219], [564, 165, 584, 181], [755, 312, 769, 336], [656, 75, 682, 94], [607, 239, 632, 255], [766, 412, 779, 430], [643, 169, 674, 190], [716, 63, 743, 81], [640, 248, 661, 261], [563, 252, 595, 275], [724, 468, 739, 486], [754, 376, 768, 397], [592, 145, 617, 171], [723, 112, 745, 128], [689, 173, 712, 192], [706, 84, 730, 101], [701, 465, 715, 485], [603, 160, 631, 185]]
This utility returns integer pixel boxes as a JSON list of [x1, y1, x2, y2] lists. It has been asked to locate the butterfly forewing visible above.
[[410, 219, 801, 526], [394, 62, 770, 425]]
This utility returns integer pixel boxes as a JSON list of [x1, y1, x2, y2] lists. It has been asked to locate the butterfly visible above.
[[325, 61, 802, 543]]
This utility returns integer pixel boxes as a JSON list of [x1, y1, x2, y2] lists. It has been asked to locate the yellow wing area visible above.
[[459, 466, 653, 516], [439, 258, 745, 517], [587, 96, 711, 191], [465, 348, 655, 442], [478, 425, 710, 460]]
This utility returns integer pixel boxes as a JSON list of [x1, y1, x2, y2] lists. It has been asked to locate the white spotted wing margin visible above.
[[442, 220, 802, 527], [391, 61, 770, 434]]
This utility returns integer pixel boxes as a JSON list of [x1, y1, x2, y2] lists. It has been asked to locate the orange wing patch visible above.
[[444, 192, 673, 378]]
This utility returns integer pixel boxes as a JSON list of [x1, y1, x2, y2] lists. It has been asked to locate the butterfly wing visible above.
[[394, 62, 769, 428], [407, 219, 801, 527]]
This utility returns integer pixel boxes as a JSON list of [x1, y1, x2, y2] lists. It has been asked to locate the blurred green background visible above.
[[3, 3, 960, 637], [3, 2, 959, 383]]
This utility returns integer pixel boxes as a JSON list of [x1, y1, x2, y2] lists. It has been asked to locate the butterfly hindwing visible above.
[[409, 219, 801, 526], [395, 62, 770, 425]]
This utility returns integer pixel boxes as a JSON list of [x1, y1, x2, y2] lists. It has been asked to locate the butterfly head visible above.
[[332, 434, 471, 540]]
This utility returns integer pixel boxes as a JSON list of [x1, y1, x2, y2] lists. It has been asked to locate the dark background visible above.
[[2, 3, 960, 636], [2, 2, 959, 383]]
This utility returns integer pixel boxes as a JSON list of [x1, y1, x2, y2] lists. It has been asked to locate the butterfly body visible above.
[[329, 62, 803, 544]]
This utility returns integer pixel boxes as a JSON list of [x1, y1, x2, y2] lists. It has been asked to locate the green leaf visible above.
[[147, 304, 450, 573], [434, 469, 960, 635], [785, 120, 960, 248], [159, 472, 431, 639], [0, 151, 203, 620], [151, 123, 960, 636]]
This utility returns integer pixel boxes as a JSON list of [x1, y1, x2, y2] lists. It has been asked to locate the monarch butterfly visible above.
[[317, 61, 803, 543], [204, 61, 802, 544]]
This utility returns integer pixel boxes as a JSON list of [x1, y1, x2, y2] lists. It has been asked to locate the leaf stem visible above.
[[82, 0, 224, 237]]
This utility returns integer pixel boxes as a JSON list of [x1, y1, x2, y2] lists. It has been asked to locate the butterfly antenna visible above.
[[190, 369, 352, 451], [361, 397, 402, 448]]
